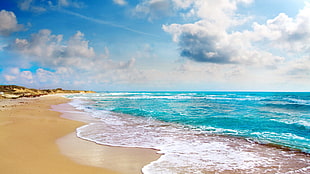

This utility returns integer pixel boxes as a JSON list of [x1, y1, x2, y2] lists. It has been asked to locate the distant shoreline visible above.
[[0, 85, 95, 99]]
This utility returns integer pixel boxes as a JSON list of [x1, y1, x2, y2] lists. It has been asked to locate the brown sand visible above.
[[0, 95, 160, 174]]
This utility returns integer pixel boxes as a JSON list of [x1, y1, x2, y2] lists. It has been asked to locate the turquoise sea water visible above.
[[66, 92, 310, 173]]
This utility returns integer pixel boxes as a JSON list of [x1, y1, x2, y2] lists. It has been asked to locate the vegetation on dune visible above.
[[0, 85, 94, 99]]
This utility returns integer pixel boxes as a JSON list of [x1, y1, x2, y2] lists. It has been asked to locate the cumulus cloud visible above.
[[56, 0, 84, 8], [162, 0, 253, 64], [134, 0, 173, 21], [283, 56, 310, 79], [163, 20, 284, 65], [18, 0, 84, 12], [0, 10, 24, 36], [7, 29, 95, 67], [162, 0, 310, 67], [134, 0, 252, 22], [158, 0, 310, 90], [113, 0, 128, 6], [252, 3, 310, 53], [3, 29, 141, 89], [184, 0, 252, 28], [18, 0, 46, 12], [163, 21, 235, 63], [1, 67, 68, 88], [35, 68, 55, 82], [64, 31, 95, 58], [2, 67, 34, 84]]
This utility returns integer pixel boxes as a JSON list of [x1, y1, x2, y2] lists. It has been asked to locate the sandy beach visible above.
[[0, 95, 160, 174]]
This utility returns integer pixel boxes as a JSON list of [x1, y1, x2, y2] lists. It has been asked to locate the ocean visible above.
[[65, 92, 310, 173]]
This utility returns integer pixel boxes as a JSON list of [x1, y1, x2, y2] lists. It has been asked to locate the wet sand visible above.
[[0, 95, 160, 174], [54, 102, 161, 174]]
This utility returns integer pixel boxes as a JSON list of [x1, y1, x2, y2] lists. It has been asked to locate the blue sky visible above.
[[0, 0, 309, 91]]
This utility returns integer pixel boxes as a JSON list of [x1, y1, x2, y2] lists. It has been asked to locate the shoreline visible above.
[[66, 92, 310, 173], [53, 101, 161, 174], [0, 95, 160, 174]]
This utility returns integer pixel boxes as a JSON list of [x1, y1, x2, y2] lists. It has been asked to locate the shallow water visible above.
[[66, 92, 310, 173]]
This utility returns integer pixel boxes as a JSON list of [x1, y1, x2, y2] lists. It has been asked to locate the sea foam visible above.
[[65, 92, 310, 173]]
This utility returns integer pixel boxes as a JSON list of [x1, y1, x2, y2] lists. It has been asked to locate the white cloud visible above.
[[0, 10, 24, 36], [20, 71, 33, 80], [2, 68, 33, 84], [134, 0, 173, 21], [3, 29, 143, 89], [36, 68, 55, 82], [8, 67, 20, 75], [252, 3, 310, 53], [18, 0, 46, 12], [4, 75, 16, 81], [134, 0, 252, 22], [172, 0, 193, 9], [162, 0, 310, 68], [7, 29, 96, 67], [283, 56, 310, 79], [187, 0, 252, 29], [18, 0, 84, 12], [155, 0, 310, 90], [1, 67, 59, 87], [64, 31, 95, 58], [57, 0, 84, 8], [19, 0, 33, 11], [162, 0, 252, 64], [163, 21, 284, 65], [113, 0, 128, 6], [9, 29, 62, 66], [58, 0, 70, 7]]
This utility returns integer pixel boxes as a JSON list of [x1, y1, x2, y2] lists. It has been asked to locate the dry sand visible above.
[[0, 95, 160, 174]]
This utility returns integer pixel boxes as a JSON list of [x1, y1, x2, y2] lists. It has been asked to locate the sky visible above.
[[0, 0, 309, 91]]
